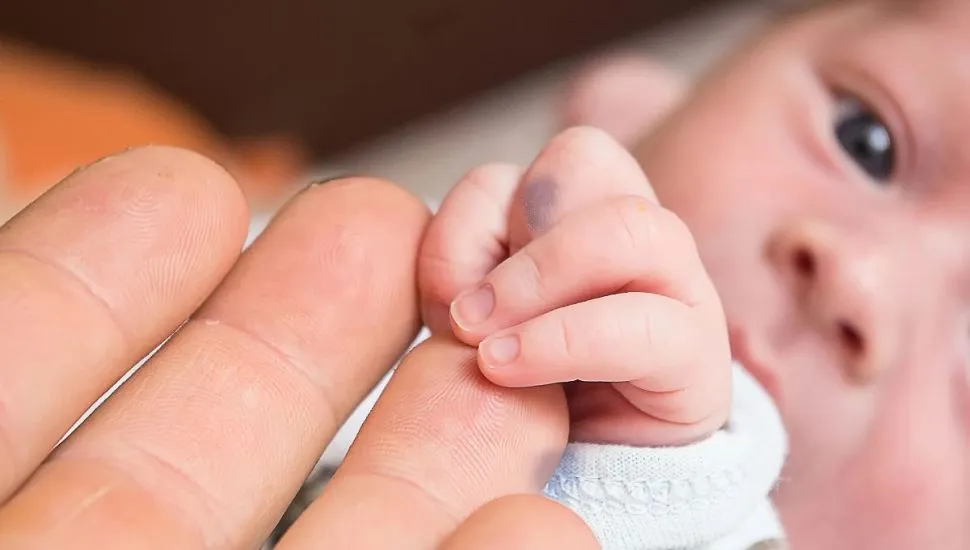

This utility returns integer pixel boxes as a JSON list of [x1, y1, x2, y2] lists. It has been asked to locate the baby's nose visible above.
[[768, 220, 900, 384]]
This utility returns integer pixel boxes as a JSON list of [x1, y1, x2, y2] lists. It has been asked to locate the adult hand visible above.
[[0, 147, 595, 549]]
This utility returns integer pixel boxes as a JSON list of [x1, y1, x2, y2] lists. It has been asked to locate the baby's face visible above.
[[634, 1, 969, 547]]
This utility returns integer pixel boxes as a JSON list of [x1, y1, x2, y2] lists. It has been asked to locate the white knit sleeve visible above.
[[542, 365, 788, 550]]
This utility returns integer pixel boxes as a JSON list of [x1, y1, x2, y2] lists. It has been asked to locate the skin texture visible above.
[[424, 0, 970, 548], [0, 147, 594, 549]]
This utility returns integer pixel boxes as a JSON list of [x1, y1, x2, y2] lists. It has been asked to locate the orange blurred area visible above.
[[0, 40, 308, 218]]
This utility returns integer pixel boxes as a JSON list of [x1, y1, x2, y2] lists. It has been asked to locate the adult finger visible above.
[[418, 163, 521, 332], [451, 195, 720, 343], [440, 494, 599, 550], [275, 336, 569, 550], [0, 178, 429, 549], [0, 146, 248, 501], [507, 126, 656, 253]]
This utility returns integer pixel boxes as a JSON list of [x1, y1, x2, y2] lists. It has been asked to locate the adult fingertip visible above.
[[95, 145, 253, 303], [283, 175, 432, 322], [441, 494, 599, 550], [12, 144, 251, 243], [2, 144, 253, 328], [98, 144, 251, 228], [304, 176, 430, 219]]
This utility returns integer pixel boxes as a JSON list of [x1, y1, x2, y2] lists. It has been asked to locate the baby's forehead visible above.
[[796, 1, 970, 83], [842, 3, 970, 59], [855, 0, 970, 31], [795, 1, 970, 100]]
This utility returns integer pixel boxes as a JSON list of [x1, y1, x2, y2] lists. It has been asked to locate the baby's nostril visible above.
[[838, 321, 864, 356], [792, 247, 816, 279]]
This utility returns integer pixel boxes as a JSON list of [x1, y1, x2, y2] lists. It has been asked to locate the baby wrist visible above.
[[542, 365, 788, 549]]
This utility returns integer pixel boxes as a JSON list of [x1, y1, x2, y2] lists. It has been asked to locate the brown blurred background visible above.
[[2, 0, 722, 153], [0, 0, 778, 214]]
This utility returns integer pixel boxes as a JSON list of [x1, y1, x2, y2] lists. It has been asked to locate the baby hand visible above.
[[420, 127, 732, 447]]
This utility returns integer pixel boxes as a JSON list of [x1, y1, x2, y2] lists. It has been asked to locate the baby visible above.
[[419, 0, 970, 548]]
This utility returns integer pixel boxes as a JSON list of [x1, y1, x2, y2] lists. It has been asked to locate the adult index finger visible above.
[[275, 336, 569, 550]]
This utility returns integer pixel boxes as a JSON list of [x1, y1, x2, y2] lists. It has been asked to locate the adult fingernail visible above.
[[451, 284, 495, 330], [481, 335, 520, 368], [306, 174, 357, 189]]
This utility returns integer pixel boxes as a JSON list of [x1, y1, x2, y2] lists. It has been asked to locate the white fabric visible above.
[[543, 365, 788, 549]]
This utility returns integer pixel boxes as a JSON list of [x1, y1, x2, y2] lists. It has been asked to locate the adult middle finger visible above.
[[276, 336, 569, 550]]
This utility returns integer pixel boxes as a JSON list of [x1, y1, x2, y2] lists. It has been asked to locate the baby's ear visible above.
[[559, 54, 687, 149]]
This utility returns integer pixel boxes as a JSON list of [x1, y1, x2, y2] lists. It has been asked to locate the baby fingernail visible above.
[[482, 335, 520, 368], [451, 285, 495, 329]]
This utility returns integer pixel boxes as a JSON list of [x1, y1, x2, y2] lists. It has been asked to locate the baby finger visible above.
[[476, 292, 707, 392]]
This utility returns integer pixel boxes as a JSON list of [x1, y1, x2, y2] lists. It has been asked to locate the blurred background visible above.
[[0, 0, 800, 220]]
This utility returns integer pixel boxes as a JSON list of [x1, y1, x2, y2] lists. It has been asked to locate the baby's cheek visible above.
[[846, 435, 966, 546]]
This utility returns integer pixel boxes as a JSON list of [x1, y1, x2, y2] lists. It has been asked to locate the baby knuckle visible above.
[[554, 315, 581, 364], [544, 126, 619, 166], [637, 305, 661, 360], [655, 206, 697, 249], [515, 243, 555, 303], [608, 195, 661, 254], [696, 359, 734, 422], [416, 248, 457, 304], [671, 367, 732, 427], [461, 163, 520, 199]]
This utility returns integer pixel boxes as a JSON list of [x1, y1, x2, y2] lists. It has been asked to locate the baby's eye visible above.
[[834, 96, 895, 182]]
